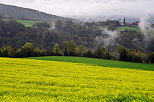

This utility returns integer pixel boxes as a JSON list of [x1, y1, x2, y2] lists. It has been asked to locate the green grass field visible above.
[[0, 57, 154, 101], [26, 56, 154, 71], [117, 26, 140, 31], [15, 19, 41, 27]]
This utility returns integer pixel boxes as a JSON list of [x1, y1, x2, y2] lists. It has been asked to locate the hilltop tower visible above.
[[123, 17, 126, 26]]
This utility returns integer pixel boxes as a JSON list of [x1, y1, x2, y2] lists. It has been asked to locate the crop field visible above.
[[26, 56, 154, 71], [15, 19, 41, 27], [0, 57, 154, 102], [117, 26, 140, 31]]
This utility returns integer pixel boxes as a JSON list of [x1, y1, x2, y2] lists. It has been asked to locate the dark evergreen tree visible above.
[[116, 46, 130, 61]]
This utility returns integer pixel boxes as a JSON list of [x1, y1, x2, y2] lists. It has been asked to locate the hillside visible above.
[[117, 26, 140, 31], [0, 57, 154, 101], [15, 19, 41, 27], [0, 3, 79, 23], [1, 18, 154, 56]]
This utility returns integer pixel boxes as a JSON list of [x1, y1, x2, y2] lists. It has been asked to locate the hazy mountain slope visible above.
[[0, 3, 79, 22]]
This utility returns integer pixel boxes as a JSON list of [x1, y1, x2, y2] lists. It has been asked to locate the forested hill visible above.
[[0, 19, 154, 53], [0, 3, 79, 23]]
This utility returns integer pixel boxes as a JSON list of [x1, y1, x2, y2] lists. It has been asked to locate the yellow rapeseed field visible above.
[[0, 57, 154, 102]]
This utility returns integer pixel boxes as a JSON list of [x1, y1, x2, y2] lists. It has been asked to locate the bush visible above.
[[129, 50, 146, 63], [116, 46, 130, 61], [94, 46, 112, 59], [149, 52, 154, 63]]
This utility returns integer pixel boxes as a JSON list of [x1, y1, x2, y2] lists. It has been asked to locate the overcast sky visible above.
[[0, 0, 154, 18]]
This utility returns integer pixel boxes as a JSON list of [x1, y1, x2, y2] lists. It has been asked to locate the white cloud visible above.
[[0, 0, 154, 18]]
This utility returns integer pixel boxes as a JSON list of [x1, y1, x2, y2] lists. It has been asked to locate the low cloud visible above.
[[95, 28, 120, 50], [0, 0, 154, 18], [139, 17, 154, 49]]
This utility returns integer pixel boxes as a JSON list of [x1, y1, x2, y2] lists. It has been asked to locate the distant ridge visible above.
[[0, 3, 80, 23]]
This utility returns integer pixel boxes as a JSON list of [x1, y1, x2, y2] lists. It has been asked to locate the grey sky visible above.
[[0, 0, 154, 18]]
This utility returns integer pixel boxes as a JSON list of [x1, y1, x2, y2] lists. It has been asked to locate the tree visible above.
[[149, 52, 154, 63], [116, 46, 130, 61], [44, 47, 53, 56], [32, 22, 51, 28], [18, 42, 40, 57], [53, 44, 63, 56], [0, 46, 12, 57], [129, 50, 146, 63], [62, 41, 76, 56], [76, 45, 87, 57], [94, 46, 112, 59], [83, 50, 93, 58]]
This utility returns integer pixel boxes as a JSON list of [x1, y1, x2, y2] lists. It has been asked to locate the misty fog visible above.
[[0, 0, 154, 20]]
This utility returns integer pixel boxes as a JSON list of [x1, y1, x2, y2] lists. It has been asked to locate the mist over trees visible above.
[[0, 18, 154, 63], [0, 19, 99, 49], [1, 19, 153, 52]]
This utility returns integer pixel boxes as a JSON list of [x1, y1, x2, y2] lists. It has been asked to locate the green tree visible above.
[[0, 46, 12, 57], [32, 22, 50, 28], [129, 50, 146, 63], [76, 45, 87, 56], [116, 46, 130, 61], [83, 50, 93, 58], [94, 46, 112, 59], [53, 44, 63, 56], [149, 52, 154, 63], [62, 41, 76, 56], [18, 42, 40, 57]]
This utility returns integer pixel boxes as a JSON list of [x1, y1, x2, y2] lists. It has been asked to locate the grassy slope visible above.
[[26, 56, 154, 71], [0, 57, 154, 101], [117, 26, 140, 31], [15, 19, 41, 27]]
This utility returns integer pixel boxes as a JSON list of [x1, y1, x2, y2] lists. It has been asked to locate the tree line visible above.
[[0, 41, 154, 64]]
